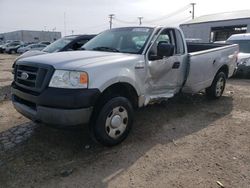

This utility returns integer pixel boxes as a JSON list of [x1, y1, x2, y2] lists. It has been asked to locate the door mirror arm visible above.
[[148, 52, 161, 61]]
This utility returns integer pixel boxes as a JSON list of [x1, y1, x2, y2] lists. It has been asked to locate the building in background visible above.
[[0, 30, 61, 43], [180, 10, 250, 42]]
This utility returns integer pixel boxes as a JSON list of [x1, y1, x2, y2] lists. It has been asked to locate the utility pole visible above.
[[64, 12, 67, 36], [190, 3, 196, 19], [138, 17, 143, 25], [109, 14, 115, 29]]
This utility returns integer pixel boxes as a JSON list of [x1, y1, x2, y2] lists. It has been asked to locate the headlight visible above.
[[49, 70, 88, 89]]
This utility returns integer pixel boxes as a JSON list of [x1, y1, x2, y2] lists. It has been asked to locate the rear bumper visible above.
[[11, 83, 101, 127]]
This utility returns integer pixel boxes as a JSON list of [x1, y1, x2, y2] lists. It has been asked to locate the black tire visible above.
[[93, 96, 134, 146], [206, 72, 226, 99]]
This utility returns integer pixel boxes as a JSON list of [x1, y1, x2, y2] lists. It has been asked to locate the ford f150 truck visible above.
[[11, 27, 238, 146]]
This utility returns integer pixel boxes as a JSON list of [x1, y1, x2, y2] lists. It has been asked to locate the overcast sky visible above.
[[0, 0, 250, 35]]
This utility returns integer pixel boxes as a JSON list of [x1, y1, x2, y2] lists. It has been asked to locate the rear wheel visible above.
[[206, 72, 226, 99], [93, 96, 134, 146]]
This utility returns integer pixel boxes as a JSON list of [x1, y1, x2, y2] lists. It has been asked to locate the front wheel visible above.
[[93, 96, 134, 146], [206, 72, 226, 99]]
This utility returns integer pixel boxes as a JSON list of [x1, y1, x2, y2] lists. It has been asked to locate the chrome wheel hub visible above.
[[105, 106, 128, 139], [215, 77, 225, 97], [111, 115, 122, 128]]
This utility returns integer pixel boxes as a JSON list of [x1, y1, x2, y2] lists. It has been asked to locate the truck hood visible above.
[[16, 50, 47, 61], [17, 51, 139, 70]]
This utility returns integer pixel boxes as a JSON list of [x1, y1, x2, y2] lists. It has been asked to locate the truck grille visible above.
[[14, 63, 54, 93]]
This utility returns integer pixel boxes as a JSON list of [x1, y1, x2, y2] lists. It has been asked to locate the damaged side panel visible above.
[[142, 28, 189, 106]]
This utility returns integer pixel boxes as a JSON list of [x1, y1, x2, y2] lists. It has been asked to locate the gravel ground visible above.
[[0, 54, 28, 132], [0, 54, 250, 188]]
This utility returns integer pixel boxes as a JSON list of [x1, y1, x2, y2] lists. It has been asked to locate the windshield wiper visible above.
[[92, 46, 120, 52]]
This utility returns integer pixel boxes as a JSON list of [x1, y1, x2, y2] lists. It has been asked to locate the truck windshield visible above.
[[43, 37, 75, 53], [83, 27, 153, 54], [227, 40, 250, 53]]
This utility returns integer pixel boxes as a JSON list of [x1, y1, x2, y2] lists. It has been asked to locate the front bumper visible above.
[[13, 98, 93, 126], [11, 83, 101, 127]]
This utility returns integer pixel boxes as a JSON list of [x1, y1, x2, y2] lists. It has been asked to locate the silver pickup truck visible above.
[[12, 26, 238, 146]]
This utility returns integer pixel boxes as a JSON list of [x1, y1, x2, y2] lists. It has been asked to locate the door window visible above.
[[148, 29, 177, 58]]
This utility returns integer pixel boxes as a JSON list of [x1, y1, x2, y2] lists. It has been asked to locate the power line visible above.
[[113, 4, 191, 26], [82, 23, 108, 30], [163, 15, 192, 26], [143, 4, 191, 23], [180, 17, 193, 24], [114, 17, 138, 24]]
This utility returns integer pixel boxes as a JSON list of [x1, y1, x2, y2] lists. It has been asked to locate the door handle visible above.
[[135, 63, 145, 69], [172, 62, 180, 69]]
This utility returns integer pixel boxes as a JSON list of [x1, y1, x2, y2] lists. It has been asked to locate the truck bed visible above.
[[182, 43, 238, 94], [186, 42, 230, 53]]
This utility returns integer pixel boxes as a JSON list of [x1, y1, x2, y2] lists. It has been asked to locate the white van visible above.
[[227, 33, 250, 77]]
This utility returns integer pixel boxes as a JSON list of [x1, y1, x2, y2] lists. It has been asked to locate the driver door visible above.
[[146, 28, 186, 96]]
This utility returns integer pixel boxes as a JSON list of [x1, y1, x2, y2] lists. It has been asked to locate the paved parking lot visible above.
[[0, 54, 250, 188]]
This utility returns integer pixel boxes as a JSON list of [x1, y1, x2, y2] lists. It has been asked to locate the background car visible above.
[[0, 41, 13, 53], [5, 43, 28, 54], [43, 34, 96, 53], [39, 41, 51, 45], [0, 44, 8, 53], [0, 41, 23, 53], [227, 33, 250, 78], [16, 34, 96, 60], [17, 43, 47, 54]]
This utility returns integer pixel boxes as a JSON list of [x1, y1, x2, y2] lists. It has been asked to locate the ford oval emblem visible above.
[[21, 72, 29, 80]]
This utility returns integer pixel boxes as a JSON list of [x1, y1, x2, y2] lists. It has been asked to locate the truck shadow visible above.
[[0, 93, 233, 187]]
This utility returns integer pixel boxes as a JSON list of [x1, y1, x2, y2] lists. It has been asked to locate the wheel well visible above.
[[97, 83, 139, 109], [217, 65, 229, 78]]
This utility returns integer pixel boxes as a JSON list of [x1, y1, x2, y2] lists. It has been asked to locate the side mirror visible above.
[[157, 42, 174, 58]]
